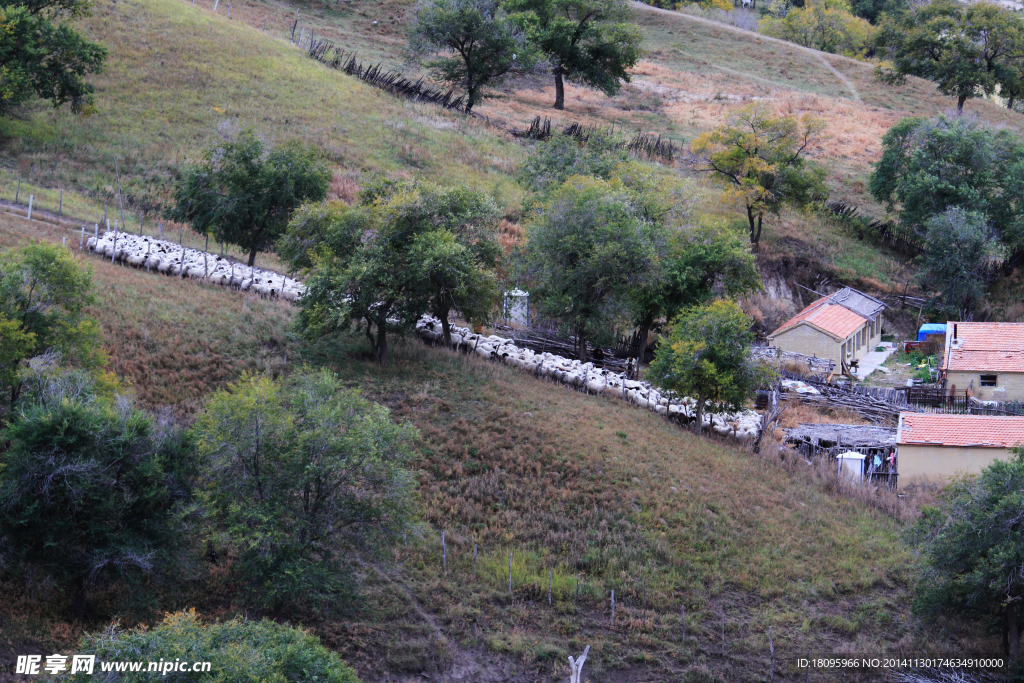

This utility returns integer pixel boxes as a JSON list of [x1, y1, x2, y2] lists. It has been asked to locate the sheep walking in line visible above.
[[415, 315, 763, 441], [86, 231, 306, 301]]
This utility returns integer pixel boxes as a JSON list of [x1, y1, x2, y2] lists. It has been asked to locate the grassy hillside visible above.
[[4, 0, 1000, 299], [0, 3, 1010, 679], [0, 209, 988, 682], [0, 0, 525, 221]]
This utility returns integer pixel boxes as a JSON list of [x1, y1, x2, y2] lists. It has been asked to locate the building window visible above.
[[980, 374, 998, 387]]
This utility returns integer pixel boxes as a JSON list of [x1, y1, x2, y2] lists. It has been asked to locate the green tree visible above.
[[922, 207, 1003, 318], [0, 394, 194, 619], [630, 222, 760, 358], [409, 0, 532, 112], [0, 0, 106, 117], [875, 1, 1024, 113], [907, 447, 1024, 662], [868, 115, 1024, 252], [0, 243, 103, 409], [690, 103, 827, 249], [760, 0, 876, 57], [282, 181, 504, 364], [516, 133, 631, 198], [194, 369, 416, 615], [73, 610, 361, 683], [166, 128, 330, 266], [518, 174, 661, 360], [648, 299, 768, 437], [505, 0, 643, 110]]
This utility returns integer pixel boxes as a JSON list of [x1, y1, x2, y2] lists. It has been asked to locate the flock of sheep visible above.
[[86, 231, 306, 301], [416, 315, 764, 441], [80, 231, 764, 440]]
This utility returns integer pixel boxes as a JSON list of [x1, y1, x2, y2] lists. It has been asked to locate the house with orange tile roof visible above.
[[767, 287, 885, 373], [896, 413, 1024, 479], [941, 322, 1024, 401]]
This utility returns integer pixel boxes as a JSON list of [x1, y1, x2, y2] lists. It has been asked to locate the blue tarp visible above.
[[917, 323, 946, 341]]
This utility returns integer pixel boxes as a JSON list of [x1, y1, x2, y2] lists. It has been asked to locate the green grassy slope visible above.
[[0, 210, 982, 682], [0, 0, 524, 220]]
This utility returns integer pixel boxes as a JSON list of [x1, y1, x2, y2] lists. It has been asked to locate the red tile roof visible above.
[[943, 322, 1024, 373], [769, 298, 867, 341], [898, 413, 1024, 448]]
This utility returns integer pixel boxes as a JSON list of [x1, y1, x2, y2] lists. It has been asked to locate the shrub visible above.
[[0, 393, 194, 619], [194, 368, 417, 616], [72, 609, 361, 683]]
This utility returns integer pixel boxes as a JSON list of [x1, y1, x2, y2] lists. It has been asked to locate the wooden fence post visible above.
[[139, 212, 144, 236], [26, 195, 32, 221], [262, 15, 267, 30], [111, 219, 118, 263], [160, 222, 164, 240], [212, 0, 219, 12], [58, 189, 63, 217], [15, 178, 20, 203], [114, 160, 126, 230], [79, 224, 85, 250]]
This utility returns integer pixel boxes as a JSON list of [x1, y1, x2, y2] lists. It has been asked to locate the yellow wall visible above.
[[771, 316, 881, 366], [897, 444, 1014, 480], [771, 324, 843, 364], [945, 370, 1024, 401]]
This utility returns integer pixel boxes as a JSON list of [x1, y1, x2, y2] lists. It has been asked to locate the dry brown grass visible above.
[[0, 210, 301, 417]]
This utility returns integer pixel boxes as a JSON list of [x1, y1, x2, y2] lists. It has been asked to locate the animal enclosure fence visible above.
[[824, 200, 923, 256]]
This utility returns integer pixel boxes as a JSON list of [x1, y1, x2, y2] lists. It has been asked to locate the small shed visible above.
[[896, 413, 1024, 480], [503, 289, 529, 326], [837, 451, 867, 477], [767, 287, 885, 374]]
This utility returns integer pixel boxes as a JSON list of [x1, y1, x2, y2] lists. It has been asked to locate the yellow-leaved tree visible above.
[[690, 103, 827, 250]]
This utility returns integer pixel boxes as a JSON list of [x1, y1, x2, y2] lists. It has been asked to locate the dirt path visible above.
[[631, 1, 864, 103]]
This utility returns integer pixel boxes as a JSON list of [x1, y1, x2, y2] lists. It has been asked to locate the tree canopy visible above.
[[166, 128, 331, 266], [194, 369, 416, 616], [505, 0, 642, 110], [408, 0, 532, 112], [907, 448, 1024, 662], [922, 207, 1003, 318], [517, 174, 662, 360], [282, 180, 503, 363], [629, 222, 760, 357], [869, 115, 1024, 253], [0, 0, 106, 116], [875, 1, 1024, 113], [690, 103, 826, 249], [647, 299, 768, 437], [760, 0, 875, 58], [0, 392, 194, 619], [0, 243, 104, 410], [73, 610, 362, 683]]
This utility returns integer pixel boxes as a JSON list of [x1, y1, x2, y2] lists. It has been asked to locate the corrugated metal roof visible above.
[[898, 413, 1024, 448], [942, 322, 1024, 373], [829, 287, 885, 319]]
